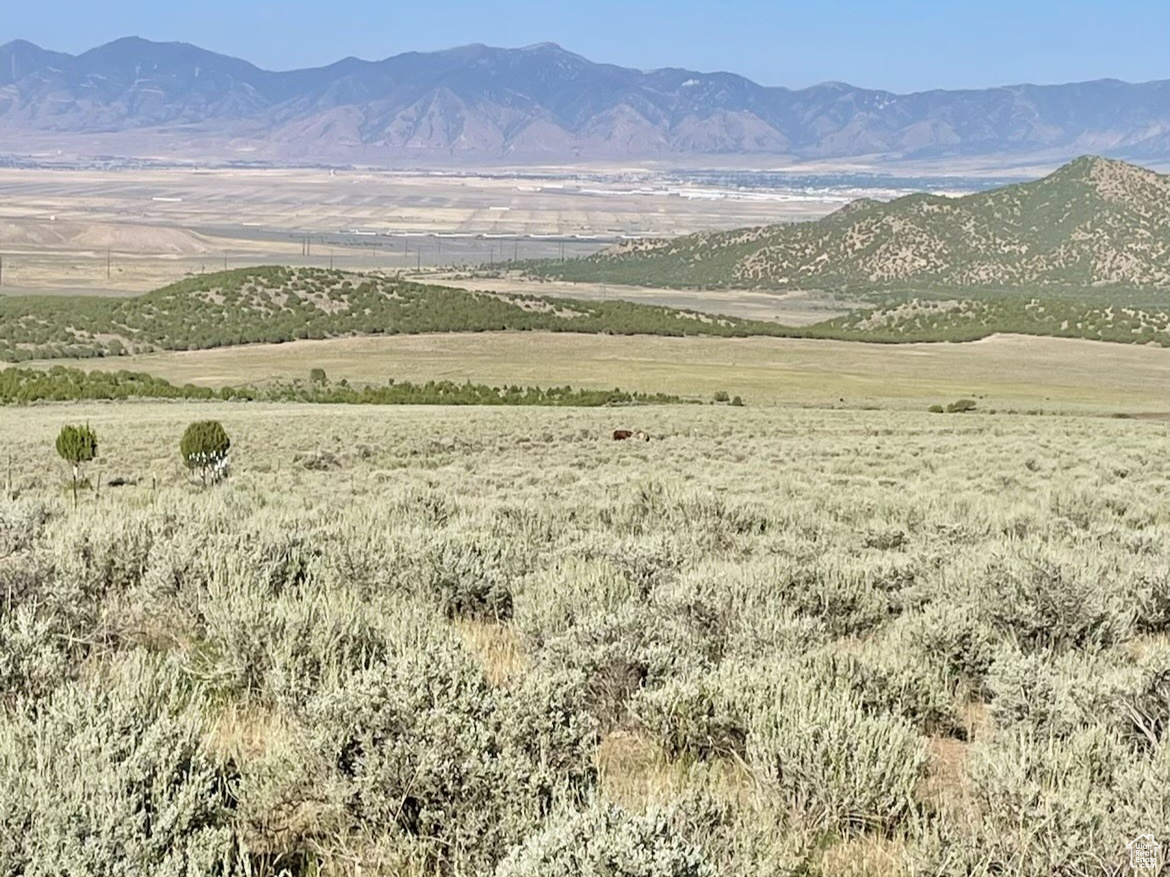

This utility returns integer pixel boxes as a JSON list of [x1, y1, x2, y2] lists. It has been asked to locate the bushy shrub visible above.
[[535, 604, 717, 731], [305, 645, 598, 874], [494, 801, 714, 877], [743, 666, 927, 833], [770, 559, 900, 636], [425, 534, 520, 621], [914, 725, 1163, 876], [633, 675, 747, 761], [814, 649, 966, 738], [945, 399, 977, 413], [975, 553, 1133, 653], [0, 653, 245, 875], [0, 498, 50, 558], [181, 420, 232, 486], [55, 422, 98, 505], [902, 602, 999, 696]]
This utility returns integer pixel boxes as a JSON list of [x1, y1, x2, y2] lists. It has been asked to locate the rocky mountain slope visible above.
[[528, 157, 1170, 290], [1, 37, 1168, 162]]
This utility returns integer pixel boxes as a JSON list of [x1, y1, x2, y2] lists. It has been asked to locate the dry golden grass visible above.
[[33, 330, 1170, 413], [818, 836, 909, 877], [205, 702, 295, 764], [596, 731, 685, 811], [453, 620, 528, 686]]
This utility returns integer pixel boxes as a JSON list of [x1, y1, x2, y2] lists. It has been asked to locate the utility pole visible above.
[[223, 251, 228, 271], [417, 248, 421, 271], [0, 254, 4, 288], [329, 249, 334, 270], [106, 247, 111, 279]]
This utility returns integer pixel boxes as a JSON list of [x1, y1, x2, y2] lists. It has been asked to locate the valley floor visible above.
[[30, 331, 1170, 414]]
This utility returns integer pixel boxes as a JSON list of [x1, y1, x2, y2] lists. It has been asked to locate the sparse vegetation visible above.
[[1, 401, 1167, 875], [519, 157, 1170, 293]]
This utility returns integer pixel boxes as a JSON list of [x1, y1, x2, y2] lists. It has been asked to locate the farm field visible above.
[[0, 165, 846, 296], [1, 400, 1168, 875], [30, 331, 1170, 414], [423, 271, 856, 325]]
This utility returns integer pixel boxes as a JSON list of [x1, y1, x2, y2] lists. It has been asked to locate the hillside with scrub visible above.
[[3, 262, 1170, 358], [521, 156, 1170, 292], [1, 402, 1168, 875], [0, 266, 804, 362]]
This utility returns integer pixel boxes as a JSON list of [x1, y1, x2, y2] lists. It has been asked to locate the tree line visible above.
[[0, 366, 688, 407]]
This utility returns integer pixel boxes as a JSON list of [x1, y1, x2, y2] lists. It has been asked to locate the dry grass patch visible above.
[[597, 730, 758, 813], [454, 619, 527, 686], [204, 702, 296, 764], [919, 701, 989, 827], [818, 835, 908, 877], [596, 730, 683, 811]]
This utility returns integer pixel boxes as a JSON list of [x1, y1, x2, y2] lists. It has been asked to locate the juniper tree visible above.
[[55, 423, 98, 507], [180, 420, 231, 486]]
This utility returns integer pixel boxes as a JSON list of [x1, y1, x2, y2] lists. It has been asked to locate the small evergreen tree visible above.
[[180, 420, 231, 486], [55, 423, 98, 507], [309, 367, 327, 384]]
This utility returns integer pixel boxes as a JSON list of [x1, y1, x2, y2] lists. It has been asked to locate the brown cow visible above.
[[613, 430, 633, 441]]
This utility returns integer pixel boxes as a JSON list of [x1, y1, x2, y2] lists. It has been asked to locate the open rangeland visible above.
[[32, 331, 1170, 414], [0, 165, 847, 295], [1, 400, 1168, 875]]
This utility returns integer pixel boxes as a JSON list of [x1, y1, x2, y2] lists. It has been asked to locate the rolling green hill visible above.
[[3, 261, 1168, 361], [521, 156, 1170, 292], [0, 266, 804, 361]]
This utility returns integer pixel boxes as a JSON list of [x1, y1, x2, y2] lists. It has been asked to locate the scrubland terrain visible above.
[[531, 157, 1170, 292], [2, 401, 1168, 875]]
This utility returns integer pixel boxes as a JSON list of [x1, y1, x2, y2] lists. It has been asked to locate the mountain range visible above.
[[525, 156, 1170, 290], [1, 37, 1168, 165]]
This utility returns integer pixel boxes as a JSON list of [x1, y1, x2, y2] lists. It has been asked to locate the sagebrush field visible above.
[[1, 401, 1168, 876]]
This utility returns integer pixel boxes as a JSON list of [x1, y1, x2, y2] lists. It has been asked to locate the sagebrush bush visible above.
[[975, 551, 1134, 653], [0, 652, 245, 876], [304, 644, 598, 874], [743, 665, 928, 833], [494, 801, 715, 877]]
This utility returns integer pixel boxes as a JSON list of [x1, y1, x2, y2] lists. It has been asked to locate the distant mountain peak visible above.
[[0, 37, 1167, 164]]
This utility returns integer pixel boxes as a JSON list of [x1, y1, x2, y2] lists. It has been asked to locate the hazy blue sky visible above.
[[5, 0, 1167, 92]]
